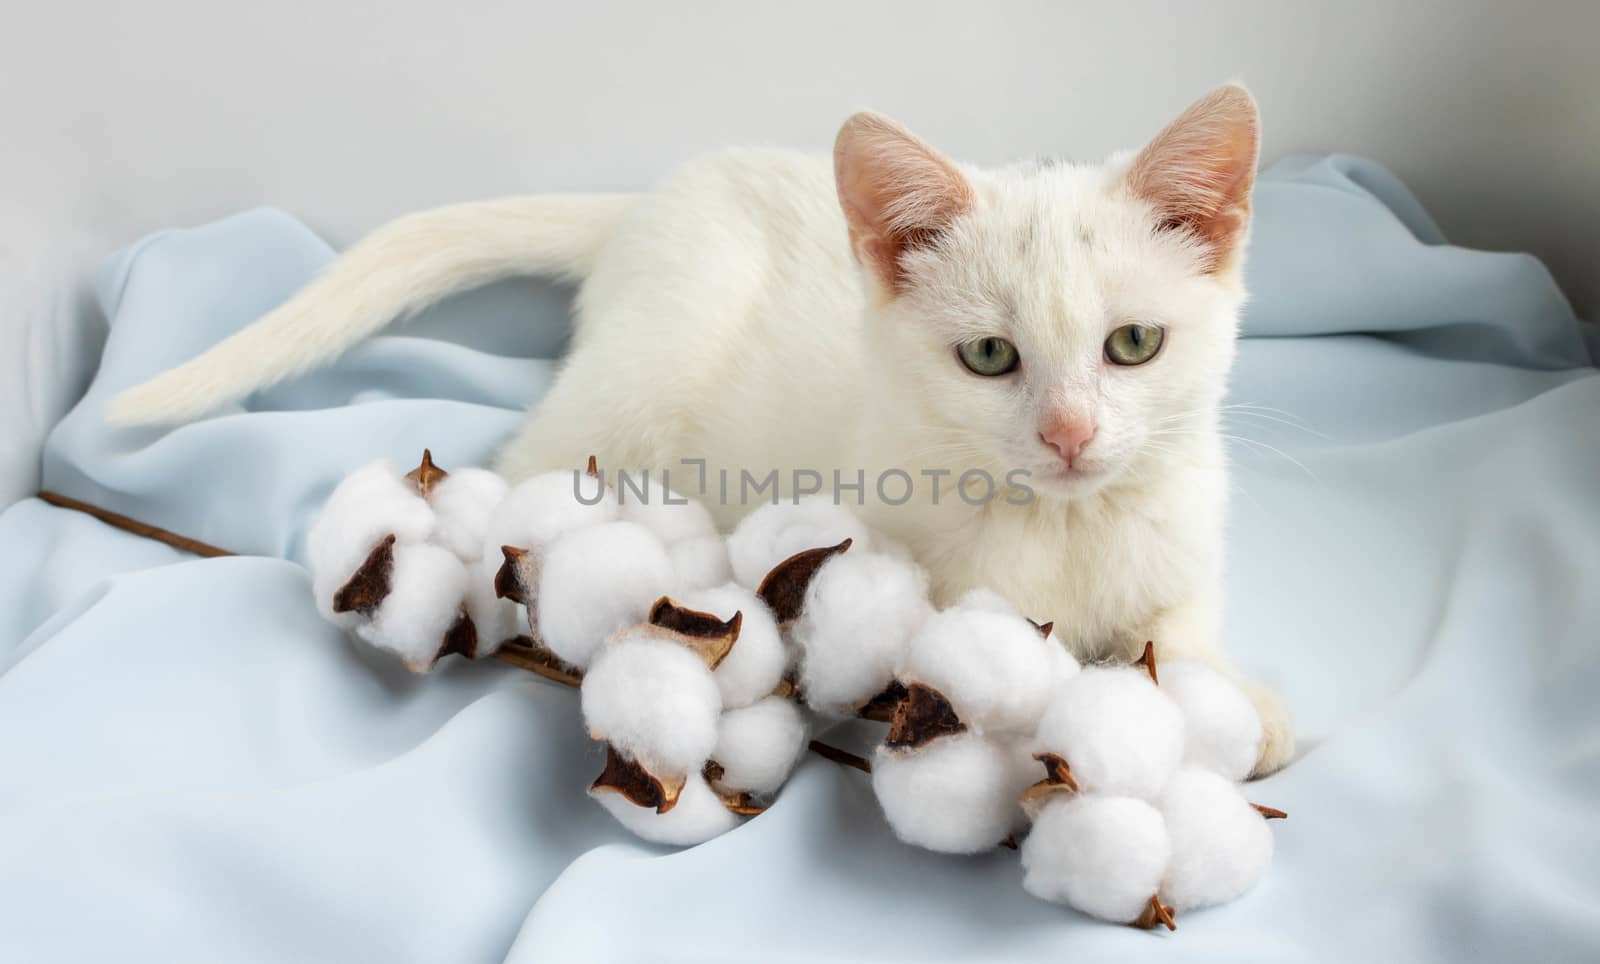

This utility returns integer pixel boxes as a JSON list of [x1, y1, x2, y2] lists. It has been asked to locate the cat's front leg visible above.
[[1141, 592, 1295, 778]]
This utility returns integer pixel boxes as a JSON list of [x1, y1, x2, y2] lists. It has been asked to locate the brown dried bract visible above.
[[435, 607, 478, 662], [332, 534, 396, 614], [494, 545, 535, 605], [755, 538, 853, 623], [1135, 640, 1159, 685], [1020, 752, 1080, 816], [590, 743, 686, 814], [884, 682, 966, 750], [1251, 803, 1288, 820], [647, 596, 743, 669], [1028, 618, 1054, 639], [585, 454, 599, 478], [856, 680, 908, 722], [404, 449, 449, 498], [1134, 894, 1176, 931]]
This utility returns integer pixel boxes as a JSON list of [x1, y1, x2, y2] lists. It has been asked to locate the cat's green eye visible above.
[[1104, 324, 1164, 366], [957, 337, 1020, 376]]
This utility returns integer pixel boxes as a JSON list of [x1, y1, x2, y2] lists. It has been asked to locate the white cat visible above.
[[111, 84, 1291, 775]]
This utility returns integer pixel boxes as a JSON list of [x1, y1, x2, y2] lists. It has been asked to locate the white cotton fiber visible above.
[[426, 468, 510, 562], [669, 534, 733, 592], [307, 460, 436, 627], [536, 521, 677, 668], [592, 772, 741, 846], [1034, 666, 1185, 801], [791, 551, 932, 716], [871, 733, 1032, 854], [1157, 660, 1263, 782], [674, 583, 788, 709], [901, 607, 1057, 735], [955, 587, 1019, 616], [619, 485, 719, 545], [354, 543, 468, 671], [726, 499, 872, 589], [581, 630, 723, 776], [710, 696, 810, 796], [950, 587, 1079, 686], [1158, 766, 1274, 911], [481, 469, 619, 564], [461, 559, 519, 656], [1021, 794, 1172, 923]]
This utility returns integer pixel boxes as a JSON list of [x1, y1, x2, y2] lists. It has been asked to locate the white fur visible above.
[[710, 696, 809, 796], [114, 90, 1289, 772], [427, 467, 509, 562], [581, 629, 722, 776], [871, 733, 1031, 854], [668, 534, 733, 592], [726, 499, 872, 589], [591, 772, 741, 847], [306, 460, 435, 628], [674, 583, 787, 709], [901, 606, 1057, 735], [109, 195, 632, 424], [481, 469, 619, 565], [1034, 667, 1185, 801], [791, 551, 932, 716], [1158, 766, 1274, 911], [1021, 794, 1172, 924], [1158, 660, 1263, 782], [354, 542, 468, 671], [536, 521, 676, 668]]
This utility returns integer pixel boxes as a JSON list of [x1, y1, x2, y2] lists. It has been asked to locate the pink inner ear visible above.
[[835, 112, 973, 293], [1127, 85, 1261, 273]]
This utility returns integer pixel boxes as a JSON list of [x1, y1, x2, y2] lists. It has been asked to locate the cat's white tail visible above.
[[107, 195, 634, 425]]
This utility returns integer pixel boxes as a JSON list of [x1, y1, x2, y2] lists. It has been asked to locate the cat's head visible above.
[[836, 85, 1257, 501]]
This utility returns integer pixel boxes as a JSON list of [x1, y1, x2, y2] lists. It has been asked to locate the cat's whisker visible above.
[[1221, 433, 1320, 482]]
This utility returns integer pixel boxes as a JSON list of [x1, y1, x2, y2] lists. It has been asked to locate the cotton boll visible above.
[[537, 521, 676, 668], [675, 583, 787, 709], [1044, 637, 1080, 685], [955, 587, 1019, 616], [950, 587, 1078, 686], [461, 559, 519, 656], [726, 499, 872, 589], [1159, 766, 1274, 911], [710, 696, 810, 796], [669, 534, 733, 592], [427, 468, 509, 562], [354, 543, 468, 670], [592, 772, 741, 846], [1021, 794, 1172, 923], [619, 485, 718, 545], [581, 631, 722, 776], [872, 733, 1027, 854], [1157, 660, 1263, 782], [792, 551, 932, 716], [1034, 667, 1184, 801], [481, 469, 619, 564], [866, 528, 915, 563], [308, 460, 435, 627], [901, 608, 1056, 735]]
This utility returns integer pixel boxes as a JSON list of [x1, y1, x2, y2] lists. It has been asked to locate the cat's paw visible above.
[[1245, 683, 1295, 778]]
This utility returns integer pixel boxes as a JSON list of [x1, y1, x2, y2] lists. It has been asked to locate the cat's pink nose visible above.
[[1040, 414, 1097, 465]]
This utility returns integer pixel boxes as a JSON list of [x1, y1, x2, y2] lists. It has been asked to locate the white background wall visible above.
[[2, 0, 1597, 502]]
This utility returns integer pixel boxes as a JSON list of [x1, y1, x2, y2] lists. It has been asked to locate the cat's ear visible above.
[[835, 112, 974, 295], [1127, 84, 1260, 274]]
